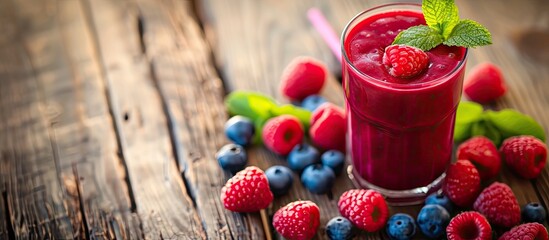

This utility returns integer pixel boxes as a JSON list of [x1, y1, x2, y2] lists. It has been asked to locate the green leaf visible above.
[[253, 116, 270, 144], [225, 91, 277, 121], [422, 0, 459, 38], [471, 120, 502, 146], [454, 101, 484, 142], [485, 121, 502, 146], [485, 109, 546, 141], [471, 120, 487, 137], [455, 101, 484, 125], [393, 25, 444, 51], [271, 104, 312, 129], [454, 122, 472, 142], [443, 20, 492, 48]]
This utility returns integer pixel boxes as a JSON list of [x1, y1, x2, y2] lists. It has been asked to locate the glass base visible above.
[[347, 165, 445, 206]]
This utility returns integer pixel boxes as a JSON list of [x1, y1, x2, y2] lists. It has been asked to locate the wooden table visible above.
[[0, 0, 547, 239]]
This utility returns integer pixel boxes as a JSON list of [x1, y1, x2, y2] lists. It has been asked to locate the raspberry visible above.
[[280, 57, 327, 101], [500, 135, 547, 179], [457, 136, 501, 180], [262, 115, 304, 155], [309, 103, 346, 152], [272, 200, 320, 240], [382, 44, 429, 78], [338, 189, 389, 232], [220, 166, 273, 212], [473, 182, 520, 228], [463, 62, 507, 103], [446, 211, 492, 240], [443, 160, 481, 207], [499, 222, 548, 240]]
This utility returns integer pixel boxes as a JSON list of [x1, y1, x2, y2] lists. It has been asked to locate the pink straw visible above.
[[307, 8, 342, 62]]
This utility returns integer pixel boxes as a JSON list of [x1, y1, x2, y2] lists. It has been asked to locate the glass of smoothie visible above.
[[342, 3, 467, 205]]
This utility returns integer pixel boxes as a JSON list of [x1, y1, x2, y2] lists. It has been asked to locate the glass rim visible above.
[[340, 3, 468, 90]]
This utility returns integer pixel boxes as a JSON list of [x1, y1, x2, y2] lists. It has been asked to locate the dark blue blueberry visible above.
[[416, 204, 450, 238], [301, 164, 335, 194], [522, 202, 547, 223], [425, 192, 454, 213], [386, 213, 417, 240], [216, 144, 247, 174], [287, 143, 320, 173], [301, 95, 327, 112], [265, 165, 293, 197], [224, 115, 255, 146], [321, 150, 345, 175], [326, 217, 354, 240]]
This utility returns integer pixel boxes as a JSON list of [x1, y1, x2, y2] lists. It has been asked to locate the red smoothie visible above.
[[342, 5, 466, 197]]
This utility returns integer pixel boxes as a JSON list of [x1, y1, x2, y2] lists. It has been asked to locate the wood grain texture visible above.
[[0, 0, 79, 238], [82, 0, 206, 238], [134, 0, 265, 238], [0, 0, 143, 238]]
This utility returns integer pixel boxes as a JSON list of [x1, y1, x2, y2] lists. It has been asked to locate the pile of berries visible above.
[[217, 57, 347, 197], [216, 55, 548, 239]]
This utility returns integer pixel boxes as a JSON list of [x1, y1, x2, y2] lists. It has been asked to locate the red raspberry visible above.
[[382, 44, 429, 78], [443, 160, 481, 207], [473, 182, 520, 228], [262, 115, 304, 155], [280, 57, 327, 101], [457, 136, 501, 180], [500, 135, 547, 179], [338, 189, 388, 232], [220, 166, 273, 212], [498, 222, 548, 240], [446, 211, 492, 240], [463, 62, 507, 103], [309, 103, 346, 152], [272, 200, 320, 240]]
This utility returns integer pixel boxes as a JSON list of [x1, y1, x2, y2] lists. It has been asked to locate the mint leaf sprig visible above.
[[454, 101, 546, 146], [393, 0, 492, 51]]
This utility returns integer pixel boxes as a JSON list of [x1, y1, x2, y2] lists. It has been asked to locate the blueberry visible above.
[[416, 204, 450, 238], [386, 213, 417, 240], [326, 217, 354, 240], [287, 143, 320, 173], [301, 95, 327, 112], [216, 144, 247, 174], [321, 150, 345, 175], [522, 202, 547, 223], [265, 165, 293, 196], [301, 164, 335, 194], [224, 115, 255, 146], [425, 192, 453, 213]]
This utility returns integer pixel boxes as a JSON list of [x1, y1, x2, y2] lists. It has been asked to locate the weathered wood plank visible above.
[[0, 0, 75, 237], [51, 0, 145, 237], [83, 0, 206, 238], [134, 0, 266, 238], [0, 0, 145, 238]]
